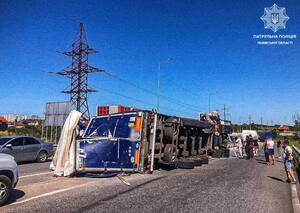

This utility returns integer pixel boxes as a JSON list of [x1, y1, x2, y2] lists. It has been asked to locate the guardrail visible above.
[[292, 145, 300, 170]]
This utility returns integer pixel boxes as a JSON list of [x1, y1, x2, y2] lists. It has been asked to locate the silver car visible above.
[[0, 153, 18, 206], [0, 136, 53, 163]]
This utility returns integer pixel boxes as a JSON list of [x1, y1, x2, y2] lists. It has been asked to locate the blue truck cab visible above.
[[76, 112, 143, 173]]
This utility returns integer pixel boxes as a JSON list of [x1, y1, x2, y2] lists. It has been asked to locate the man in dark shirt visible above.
[[245, 135, 253, 159]]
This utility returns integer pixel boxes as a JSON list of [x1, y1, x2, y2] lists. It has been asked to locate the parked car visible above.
[[0, 153, 18, 206], [0, 136, 53, 163]]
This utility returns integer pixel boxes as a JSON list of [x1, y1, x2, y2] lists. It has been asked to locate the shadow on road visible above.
[[257, 162, 268, 165], [255, 159, 269, 165], [5, 189, 26, 205], [267, 176, 284, 182], [17, 158, 52, 165]]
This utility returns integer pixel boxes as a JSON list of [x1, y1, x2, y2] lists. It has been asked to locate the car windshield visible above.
[[0, 137, 12, 146]]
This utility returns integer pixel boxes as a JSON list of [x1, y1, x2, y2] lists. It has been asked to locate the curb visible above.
[[291, 184, 300, 213]]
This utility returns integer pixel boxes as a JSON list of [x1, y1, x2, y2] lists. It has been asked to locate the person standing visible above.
[[248, 135, 254, 158], [266, 137, 275, 165], [245, 136, 253, 159], [264, 141, 269, 163], [236, 137, 243, 158], [282, 140, 296, 183], [253, 139, 259, 156]]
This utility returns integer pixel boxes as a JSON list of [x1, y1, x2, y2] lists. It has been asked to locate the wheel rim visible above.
[[40, 152, 47, 161], [0, 182, 7, 200]]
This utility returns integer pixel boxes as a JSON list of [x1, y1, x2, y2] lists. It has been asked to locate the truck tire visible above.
[[0, 175, 12, 206], [200, 155, 209, 164], [212, 150, 221, 158], [163, 144, 175, 163], [177, 159, 194, 169], [37, 151, 48, 163], [221, 149, 230, 158], [193, 158, 202, 167]]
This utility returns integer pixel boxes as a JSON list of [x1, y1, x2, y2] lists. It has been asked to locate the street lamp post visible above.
[[157, 58, 172, 113], [208, 91, 218, 112]]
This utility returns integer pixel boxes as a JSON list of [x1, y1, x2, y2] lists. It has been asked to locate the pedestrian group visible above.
[[234, 135, 297, 183]]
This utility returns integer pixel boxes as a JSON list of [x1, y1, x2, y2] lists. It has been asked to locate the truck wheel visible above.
[[37, 151, 48, 163], [163, 144, 175, 163], [0, 175, 12, 206], [193, 158, 202, 167], [177, 159, 194, 169]]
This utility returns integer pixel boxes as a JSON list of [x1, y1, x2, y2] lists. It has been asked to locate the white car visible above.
[[0, 153, 18, 206]]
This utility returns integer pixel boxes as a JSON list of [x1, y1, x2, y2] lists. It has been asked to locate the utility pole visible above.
[[223, 104, 226, 120], [249, 115, 252, 130], [57, 23, 103, 119], [208, 91, 218, 112]]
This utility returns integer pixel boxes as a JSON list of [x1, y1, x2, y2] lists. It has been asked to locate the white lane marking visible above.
[[9, 184, 87, 206], [291, 183, 300, 213], [20, 172, 53, 178]]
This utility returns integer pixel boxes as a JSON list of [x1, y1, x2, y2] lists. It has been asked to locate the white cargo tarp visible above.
[[52, 110, 82, 177]]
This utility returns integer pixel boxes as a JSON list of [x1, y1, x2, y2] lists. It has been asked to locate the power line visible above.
[[0, 50, 202, 116], [102, 70, 201, 113], [159, 72, 206, 101], [97, 87, 196, 117]]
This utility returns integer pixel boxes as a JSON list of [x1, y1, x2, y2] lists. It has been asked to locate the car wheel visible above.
[[37, 151, 48, 163], [0, 175, 12, 206], [177, 159, 194, 169]]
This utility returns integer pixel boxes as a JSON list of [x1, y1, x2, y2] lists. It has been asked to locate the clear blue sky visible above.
[[0, 0, 299, 124]]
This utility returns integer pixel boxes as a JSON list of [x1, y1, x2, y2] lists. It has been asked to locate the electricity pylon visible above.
[[57, 23, 103, 119]]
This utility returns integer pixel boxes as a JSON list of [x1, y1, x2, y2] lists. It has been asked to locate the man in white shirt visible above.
[[266, 137, 275, 165], [283, 141, 296, 183], [235, 137, 243, 157]]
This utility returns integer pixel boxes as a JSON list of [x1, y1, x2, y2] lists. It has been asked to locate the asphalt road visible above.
[[2, 156, 293, 213], [18, 161, 51, 177]]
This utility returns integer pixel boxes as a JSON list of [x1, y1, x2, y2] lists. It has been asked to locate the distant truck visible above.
[[241, 130, 259, 141], [96, 105, 139, 116], [75, 110, 215, 173]]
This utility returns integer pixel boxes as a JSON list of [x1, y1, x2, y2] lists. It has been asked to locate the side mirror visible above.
[[5, 144, 12, 149]]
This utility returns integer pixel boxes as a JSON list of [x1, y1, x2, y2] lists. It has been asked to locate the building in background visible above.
[[3, 114, 42, 122], [0, 116, 8, 131], [278, 125, 290, 132]]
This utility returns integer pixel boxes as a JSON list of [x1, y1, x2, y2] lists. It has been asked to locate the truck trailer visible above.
[[75, 110, 215, 173]]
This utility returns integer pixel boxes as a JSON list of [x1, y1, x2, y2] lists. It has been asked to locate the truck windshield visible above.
[[84, 114, 136, 138], [0, 137, 12, 146]]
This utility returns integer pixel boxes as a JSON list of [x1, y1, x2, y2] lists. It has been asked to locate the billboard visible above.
[[44, 101, 71, 126]]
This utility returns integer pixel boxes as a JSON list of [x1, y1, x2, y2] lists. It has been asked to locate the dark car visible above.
[[0, 136, 53, 163]]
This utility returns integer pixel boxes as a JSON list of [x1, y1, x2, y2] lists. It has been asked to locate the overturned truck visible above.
[[75, 111, 215, 173]]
